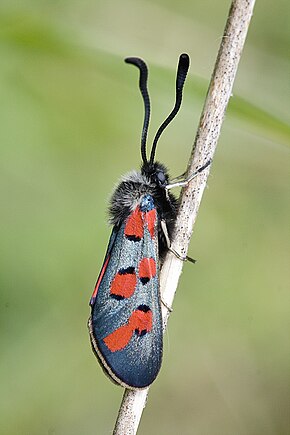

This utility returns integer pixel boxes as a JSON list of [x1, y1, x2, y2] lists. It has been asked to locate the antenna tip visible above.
[[124, 57, 133, 64], [179, 53, 190, 69], [124, 57, 147, 69]]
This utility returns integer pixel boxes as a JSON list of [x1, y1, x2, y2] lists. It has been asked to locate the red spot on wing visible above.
[[103, 323, 133, 352], [90, 255, 110, 305], [103, 308, 153, 352], [139, 258, 156, 280], [110, 270, 137, 298], [131, 308, 153, 334], [124, 207, 144, 240], [145, 208, 156, 238]]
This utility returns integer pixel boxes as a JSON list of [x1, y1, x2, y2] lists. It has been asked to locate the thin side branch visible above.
[[113, 1, 256, 433]]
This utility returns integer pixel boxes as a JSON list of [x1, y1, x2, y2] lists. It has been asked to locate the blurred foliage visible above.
[[0, 1, 289, 434]]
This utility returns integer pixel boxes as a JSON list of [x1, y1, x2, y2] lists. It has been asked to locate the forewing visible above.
[[89, 205, 162, 389], [89, 227, 118, 306]]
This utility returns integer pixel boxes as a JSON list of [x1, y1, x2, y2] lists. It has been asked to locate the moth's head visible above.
[[141, 161, 169, 188]]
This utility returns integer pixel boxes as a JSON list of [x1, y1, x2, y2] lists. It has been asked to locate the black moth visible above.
[[89, 53, 209, 389]]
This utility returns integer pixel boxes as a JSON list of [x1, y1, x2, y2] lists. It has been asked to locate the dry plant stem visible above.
[[113, 1, 256, 433]]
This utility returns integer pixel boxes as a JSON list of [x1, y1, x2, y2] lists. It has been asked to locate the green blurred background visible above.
[[1, 0, 289, 434]]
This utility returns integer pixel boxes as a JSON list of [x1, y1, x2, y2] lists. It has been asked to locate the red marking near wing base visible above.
[[90, 255, 110, 304], [139, 257, 156, 280], [124, 207, 144, 240], [145, 208, 156, 238], [103, 309, 153, 352], [110, 271, 137, 298]]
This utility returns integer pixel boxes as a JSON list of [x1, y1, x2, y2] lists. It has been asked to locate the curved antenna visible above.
[[125, 57, 151, 165], [149, 53, 190, 165]]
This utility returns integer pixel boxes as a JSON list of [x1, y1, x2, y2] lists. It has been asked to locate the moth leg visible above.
[[166, 159, 212, 190], [160, 220, 196, 264], [161, 299, 173, 313]]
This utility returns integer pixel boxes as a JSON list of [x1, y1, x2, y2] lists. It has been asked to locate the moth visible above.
[[88, 53, 210, 389]]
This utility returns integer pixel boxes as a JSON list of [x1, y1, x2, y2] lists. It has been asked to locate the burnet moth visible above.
[[88, 53, 210, 389]]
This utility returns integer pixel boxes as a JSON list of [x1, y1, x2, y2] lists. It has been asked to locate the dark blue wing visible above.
[[89, 197, 162, 389]]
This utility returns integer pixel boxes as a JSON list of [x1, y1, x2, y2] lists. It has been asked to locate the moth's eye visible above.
[[156, 171, 166, 185]]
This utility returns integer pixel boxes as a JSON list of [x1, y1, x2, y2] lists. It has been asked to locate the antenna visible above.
[[125, 57, 151, 165], [149, 53, 190, 165]]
